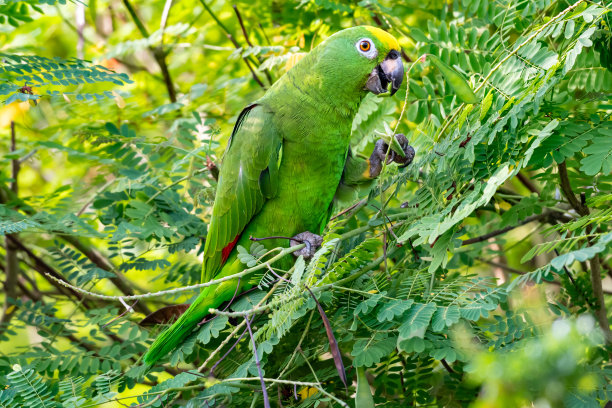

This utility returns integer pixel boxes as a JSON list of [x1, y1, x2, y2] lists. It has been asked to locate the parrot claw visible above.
[[290, 231, 323, 258], [369, 134, 415, 178]]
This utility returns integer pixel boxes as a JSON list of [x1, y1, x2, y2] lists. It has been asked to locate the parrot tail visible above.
[[143, 286, 214, 365], [144, 268, 244, 365]]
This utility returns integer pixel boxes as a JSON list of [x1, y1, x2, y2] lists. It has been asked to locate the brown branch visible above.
[[152, 47, 177, 103], [121, 0, 177, 102], [198, 0, 266, 89], [558, 161, 610, 342], [7, 236, 93, 307], [1, 180, 150, 314], [233, 5, 253, 47], [10, 122, 18, 195], [330, 199, 367, 221], [440, 359, 456, 375], [558, 162, 589, 216], [478, 258, 610, 296], [461, 212, 557, 246], [1, 122, 21, 334], [516, 171, 539, 194], [478, 259, 527, 276], [60, 235, 152, 315], [233, 5, 273, 85]]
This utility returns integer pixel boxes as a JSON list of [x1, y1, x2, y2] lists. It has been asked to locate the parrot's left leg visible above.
[[339, 134, 415, 190], [368, 133, 415, 178]]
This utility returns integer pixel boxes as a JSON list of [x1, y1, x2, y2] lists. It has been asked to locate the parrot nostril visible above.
[[387, 50, 400, 60]]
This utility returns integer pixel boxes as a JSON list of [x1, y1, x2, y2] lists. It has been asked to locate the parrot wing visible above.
[[202, 103, 282, 282]]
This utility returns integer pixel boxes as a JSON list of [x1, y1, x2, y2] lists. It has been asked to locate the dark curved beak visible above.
[[365, 50, 404, 96]]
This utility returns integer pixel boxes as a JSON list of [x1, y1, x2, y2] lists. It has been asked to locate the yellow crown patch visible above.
[[363, 26, 400, 51]]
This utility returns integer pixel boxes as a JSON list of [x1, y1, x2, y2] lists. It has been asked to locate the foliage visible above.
[[0, 0, 611, 407]]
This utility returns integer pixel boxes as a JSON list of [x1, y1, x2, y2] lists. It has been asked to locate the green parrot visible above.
[[144, 26, 413, 365]]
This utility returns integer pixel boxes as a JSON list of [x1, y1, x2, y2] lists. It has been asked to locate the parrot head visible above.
[[310, 26, 404, 97]]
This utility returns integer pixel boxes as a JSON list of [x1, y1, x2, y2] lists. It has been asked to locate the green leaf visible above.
[[429, 346, 457, 363], [579, 130, 612, 175], [398, 303, 436, 339], [354, 294, 384, 317], [351, 335, 397, 367], [376, 299, 414, 322], [480, 90, 493, 120], [431, 305, 461, 331], [196, 315, 229, 345], [564, 19, 575, 39], [428, 55, 479, 104]]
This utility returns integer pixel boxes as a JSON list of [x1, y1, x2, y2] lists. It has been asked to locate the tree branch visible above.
[[558, 161, 611, 342], [461, 212, 560, 246], [60, 235, 152, 315], [198, 0, 266, 89], [480, 258, 612, 296], [233, 5, 274, 85], [558, 161, 589, 216], [7, 236, 93, 307], [516, 171, 539, 194], [1, 122, 21, 333], [122, 0, 177, 102]]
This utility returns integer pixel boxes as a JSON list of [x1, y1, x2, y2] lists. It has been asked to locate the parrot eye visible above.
[[356, 38, 377, 59]]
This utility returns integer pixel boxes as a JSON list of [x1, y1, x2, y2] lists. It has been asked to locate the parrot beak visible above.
[[365, 50, 404, 96]]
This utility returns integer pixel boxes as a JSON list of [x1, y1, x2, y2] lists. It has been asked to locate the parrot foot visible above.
[[290, 231, 323, 258], [369, 134, 415, 178]]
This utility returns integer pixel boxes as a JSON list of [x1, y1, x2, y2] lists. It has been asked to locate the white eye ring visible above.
[[356, 38, 377, 60]]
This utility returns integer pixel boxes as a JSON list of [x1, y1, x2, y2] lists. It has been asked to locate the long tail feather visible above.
[[143, 286, 213, 365], [144, 271, 243, 365]]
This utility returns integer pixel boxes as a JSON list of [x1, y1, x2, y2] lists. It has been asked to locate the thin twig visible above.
[[440, 359, 456, 375], [40, 244, 306, 301], [278, 310, 315, 379], [198, 0, 266, 89], [209, 324, 248, 376], [7, 236, 91, 304], [76, 178, 115, 217], [160, 0, 174, 36], [198, 274, 289, 373], [198, 276, 241, 325], [233, 5, 274, 85], [245, 317, 271, 408], [145, 167, 209, 205], [330, 199, 367, 221], [222, 378, 349, 407], [461, 212, 553, 246], [474, 1, 584, 95], [233, 5, 253, 47], [60, 235, 152, 315], [122, 0, 178, 102], [213, 246, 401, 318]]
